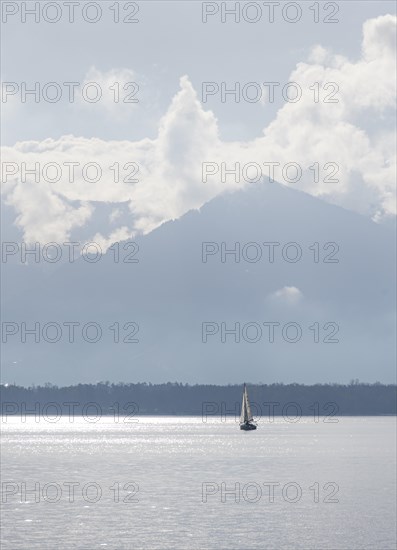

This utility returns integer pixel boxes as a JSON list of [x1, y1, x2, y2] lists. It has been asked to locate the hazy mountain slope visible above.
[[2, 180, 395, 385]]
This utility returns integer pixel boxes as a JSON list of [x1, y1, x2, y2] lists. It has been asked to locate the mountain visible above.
[[1, 180, 396, 385]]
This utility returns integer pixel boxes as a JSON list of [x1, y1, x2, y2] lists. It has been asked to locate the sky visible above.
[[1, 1, 396, 385]]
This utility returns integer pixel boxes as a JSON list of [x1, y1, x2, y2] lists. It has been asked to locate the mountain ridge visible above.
[[1, 179, 396, 385]]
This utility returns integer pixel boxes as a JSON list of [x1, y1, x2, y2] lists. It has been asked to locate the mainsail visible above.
[[240, 383, 253, 423]]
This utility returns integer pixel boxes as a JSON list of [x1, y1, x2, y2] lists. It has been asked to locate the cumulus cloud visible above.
[[77, 66, 143, 119], [269, 286, 303, 306], [89, 226, 133, 254], [109, 208, 123, 223], [1, 15, 396, 247], [3, 178, 93, 244]]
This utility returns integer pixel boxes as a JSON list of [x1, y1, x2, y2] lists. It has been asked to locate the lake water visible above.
[[1, 416, 396, 549]]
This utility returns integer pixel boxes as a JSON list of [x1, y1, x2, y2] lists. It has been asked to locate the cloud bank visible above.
[[1, 15, 396, 246]]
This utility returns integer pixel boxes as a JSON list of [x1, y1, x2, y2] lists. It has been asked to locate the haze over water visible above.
[[1, 416, 396, 549]]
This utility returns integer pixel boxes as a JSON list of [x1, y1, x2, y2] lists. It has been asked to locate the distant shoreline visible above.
[[2, 382, 396, 416], [1, 413, 396, 417]]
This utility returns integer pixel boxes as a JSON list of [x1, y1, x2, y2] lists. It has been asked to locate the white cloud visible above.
[[1, 15, 396, 246], [3, 179, 93, 244], [77, 66, 143, 119], [89, 227, 133, 254], [270, 286, 303, 306], [109, 208, 122, 223], [129, 75, 223, 233]]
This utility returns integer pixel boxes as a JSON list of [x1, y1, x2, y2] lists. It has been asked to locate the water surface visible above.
[[1, 416, 396, 549]]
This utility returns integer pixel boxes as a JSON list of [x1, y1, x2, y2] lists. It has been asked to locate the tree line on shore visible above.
[[1, 381, 396, 416]]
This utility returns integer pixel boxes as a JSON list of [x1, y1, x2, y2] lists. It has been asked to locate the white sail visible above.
[[245, 385, 253, 422], [240, 384, 253, 423], [240, 387, 246, 423]]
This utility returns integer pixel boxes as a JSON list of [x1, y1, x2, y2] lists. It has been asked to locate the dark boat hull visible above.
[[240, 422, 257, 431]]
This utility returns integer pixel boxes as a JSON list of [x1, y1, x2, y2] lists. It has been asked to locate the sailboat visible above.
[[239, 383, 257, 430]]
